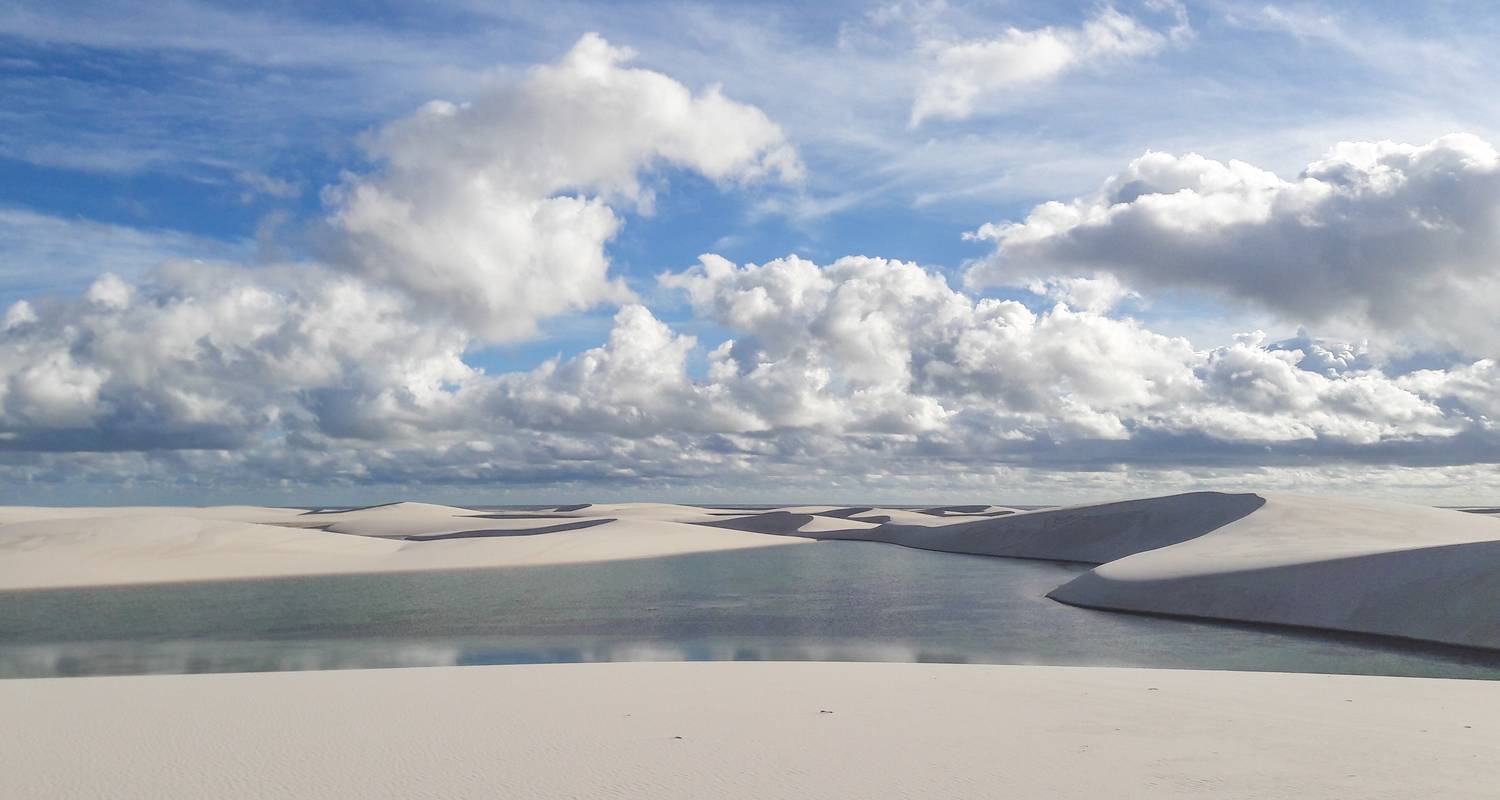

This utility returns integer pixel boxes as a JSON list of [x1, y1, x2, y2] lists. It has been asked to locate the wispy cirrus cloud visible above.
[[909, 4, 1188, 125], [0, 207, 251, 303]]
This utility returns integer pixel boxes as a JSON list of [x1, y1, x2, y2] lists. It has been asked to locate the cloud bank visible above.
[[3, 248, 1495, 500], [0, 33, 1497, 503]]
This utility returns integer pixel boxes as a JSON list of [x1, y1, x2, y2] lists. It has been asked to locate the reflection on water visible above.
[[0, 638, 995, 678], [3, 541, 1500, 679]]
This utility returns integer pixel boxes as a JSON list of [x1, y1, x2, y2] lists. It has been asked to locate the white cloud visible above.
[[1023, 274, 1137, 312], [0, 250, 1494, 502], [2, 301, 37, 331], [2, 350, 109, 429], [84, 273, 133, 310], [1399, 358, 1500, 422], [494, 304, 761, 436], [911, 7, 1176, 125], [2, 28, 1498, 503], [658, 253, 1470, 447], [235, 171, 301, 202], [327, 33, 800, 342], [0, 261, 475, 449], [968, 133, 1500, 354]]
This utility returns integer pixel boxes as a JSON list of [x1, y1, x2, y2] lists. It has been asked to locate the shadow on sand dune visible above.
[[1052, 537, 1500, 651], [404, 518, 615, 541], [701, 492, 1266, 565]]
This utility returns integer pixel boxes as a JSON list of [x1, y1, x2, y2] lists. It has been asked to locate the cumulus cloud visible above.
[[83, 273, 133, 310], [493, 304, 761, 436], [327, 33, 801, 342], [1023, 274, 1137, 313], [658, 254, 1470, 448], [0, 250, 1494, 500], [910, 6, 1179, 125], [0, 261, 475, 450], [968, 133, 1500, 353], [2, 33, 1497, 503]]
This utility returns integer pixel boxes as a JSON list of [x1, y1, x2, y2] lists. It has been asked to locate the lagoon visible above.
[[4, 541, 1498, 679]]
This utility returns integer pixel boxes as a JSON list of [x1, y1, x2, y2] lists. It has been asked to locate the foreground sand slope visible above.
[[1051, 493, 1500, 649], [2, 662, 1495, 799]]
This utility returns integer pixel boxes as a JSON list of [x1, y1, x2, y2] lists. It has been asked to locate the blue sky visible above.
[[3, 1, 1500, 504], [6, 1, 1488, 293], [4, 1, 1494, 304]]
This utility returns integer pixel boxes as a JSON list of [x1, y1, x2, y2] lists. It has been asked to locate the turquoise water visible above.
[[3, 541, 1498, 679]]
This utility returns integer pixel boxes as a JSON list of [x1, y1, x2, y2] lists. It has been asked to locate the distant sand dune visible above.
[[723, 492, 1267, 563], [0, 503, 808, 590], [702, 492, 1500, 650], [0, 505, 305, 526], [4, 493, 1500, 649], [403, 518, 616, 541]]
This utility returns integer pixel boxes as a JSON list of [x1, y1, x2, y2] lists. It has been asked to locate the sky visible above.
[[2, 0, 1499, 505]]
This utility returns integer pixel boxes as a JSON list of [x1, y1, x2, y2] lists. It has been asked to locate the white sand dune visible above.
[[706, 491, 1500, 649], [725, 491, 1268, 562], [6, 492, 1500, 649], [0, 507, 807, 590], [0, 504, 305, 526], [383, 516, 808, 572], [298, 501, 552, 537], [918, 504, 1018, 517], [0, 515, 405, 589], [576, 502, 742, 523], [842, 507, 976, 526], [700, 510, 879, 535], [2, 662, 1495, 799], [1050, 493, 1500, 649], [723, 505, 1006, 527], [795, 514, 881, 533]]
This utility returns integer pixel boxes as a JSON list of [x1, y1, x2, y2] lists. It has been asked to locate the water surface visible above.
[[3, 541, 1498, 679]]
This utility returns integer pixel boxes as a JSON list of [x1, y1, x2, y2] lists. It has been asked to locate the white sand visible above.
[[1051, 493, 1500, 649], [5, 493, 1500, 649], [0, 504, 306, 525], [5, 497, 1499, 796], [768, 491, 1269, 561], [1, 661, 1495, 799], [703, 492, 1500, 649], [0, 504, 808, 590]]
